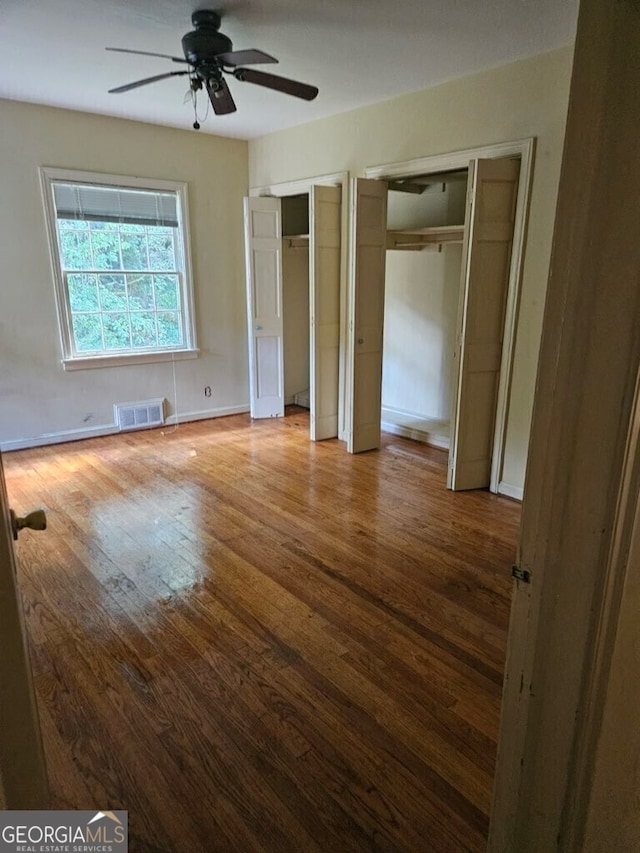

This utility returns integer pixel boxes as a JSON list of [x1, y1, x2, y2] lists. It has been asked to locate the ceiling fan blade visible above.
[[106, 47, 189, 64], [109, 71, 190, 94], [216, 49, 278, 67], [233, 68, 318, 101], [206, 78, 237, 115]]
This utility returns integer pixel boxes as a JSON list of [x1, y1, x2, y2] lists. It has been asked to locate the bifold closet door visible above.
[[347, 178, 388, 454], [310, 184, 341, 441], [449, 157, 520, 490], [243, 196, 285, 419]]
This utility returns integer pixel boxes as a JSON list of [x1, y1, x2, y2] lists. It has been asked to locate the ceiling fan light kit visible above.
[[106, 9, 319, 128]]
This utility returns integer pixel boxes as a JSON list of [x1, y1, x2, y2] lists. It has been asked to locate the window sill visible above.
[[62, 348, 199, 371]]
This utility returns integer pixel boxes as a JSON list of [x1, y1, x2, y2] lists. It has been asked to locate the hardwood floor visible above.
[[4, 409, 520, 852]]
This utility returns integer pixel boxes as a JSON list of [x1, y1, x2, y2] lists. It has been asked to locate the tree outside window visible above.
[[40, 169, 197, 368]]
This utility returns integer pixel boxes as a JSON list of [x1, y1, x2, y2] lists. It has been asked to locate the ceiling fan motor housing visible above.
[[182, 10, 232, 65], [191, 10, 221, 30]]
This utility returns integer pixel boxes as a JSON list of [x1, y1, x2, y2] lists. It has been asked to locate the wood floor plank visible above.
[[5, 409, 520, 852], [186, 461, 510, 678], [202, 531, 495, 813]]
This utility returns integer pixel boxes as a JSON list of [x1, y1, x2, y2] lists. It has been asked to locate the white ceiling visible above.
[[1, 0, 578, 140]]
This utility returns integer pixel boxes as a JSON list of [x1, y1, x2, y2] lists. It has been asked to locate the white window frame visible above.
[[39, 167, 198, 370]]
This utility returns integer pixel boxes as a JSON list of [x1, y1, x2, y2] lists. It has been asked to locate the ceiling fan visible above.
[[106, 9, 319, 128]]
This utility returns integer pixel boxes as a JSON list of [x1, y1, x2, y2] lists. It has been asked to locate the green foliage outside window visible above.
[[59, 219, 183, 353]]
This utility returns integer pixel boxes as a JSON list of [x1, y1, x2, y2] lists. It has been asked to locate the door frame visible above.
[[364, 138, 534, 496], [250, 172, 350, 439], [489, 0, 640, 845]]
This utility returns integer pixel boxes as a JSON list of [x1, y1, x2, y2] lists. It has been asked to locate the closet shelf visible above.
[[284, 233, 309, 248], [387, 224, 464, 251]]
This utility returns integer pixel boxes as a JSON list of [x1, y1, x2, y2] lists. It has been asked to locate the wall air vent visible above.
[[114, 398, 165, 432]]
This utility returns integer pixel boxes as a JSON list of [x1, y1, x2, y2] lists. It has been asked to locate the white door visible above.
[[0, 451, 48, 807], [309, 185, 342, 441], [243, 196, 285, 419], [449, 157, 520, 490], [347, 178, 388, 454]]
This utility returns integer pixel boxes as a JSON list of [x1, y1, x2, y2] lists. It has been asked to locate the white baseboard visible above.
[[1, 423, 120, 452], [381, 407, 450, 450], [498, 481, 524, 501], [165, 405, 249, 425], [0, 404, 250, 452], [284, 393, 310, 408]]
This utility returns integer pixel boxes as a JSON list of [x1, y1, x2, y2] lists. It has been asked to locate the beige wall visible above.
[[249, 47, 573, 493], [0, 99, 249, 449], [383, 247, 461, 428], [282, 243, 310, 402]]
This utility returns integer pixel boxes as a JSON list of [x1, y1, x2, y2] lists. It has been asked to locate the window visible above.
[[40, 168, 197, 369]]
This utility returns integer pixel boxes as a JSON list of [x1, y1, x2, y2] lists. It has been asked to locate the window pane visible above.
[[90, 229, 121, 270], [47, 172, 194, 361], [127, 275, 154, 310], [154, 275, 179, 310], [98, 274, 127, 310], [102, 313, 132, 350], [130, 312, 158, 348], [148, 232, 176, 271], [157, 312, 183, 346], [72, 314, 103, 352], [89, 221, 118, 231], [59, 229, 91, 269], [68, 274, 99, 311], [121, 234, 148, 270]]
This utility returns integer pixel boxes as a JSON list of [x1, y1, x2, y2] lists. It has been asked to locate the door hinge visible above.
[[512, 564, 531, 584]]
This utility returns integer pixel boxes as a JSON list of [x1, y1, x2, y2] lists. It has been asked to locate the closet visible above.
[[348, 157, 521, 491], [282, 195, 311, 410], [382, 171, 467, 451], [243, 185, 342, 440]]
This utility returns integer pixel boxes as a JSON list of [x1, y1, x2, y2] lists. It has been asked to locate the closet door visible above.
[[243, 196, 285, 419], [449, 157, 520, 490], [347, 178, 388, 453], [310, 185, 341, 441]]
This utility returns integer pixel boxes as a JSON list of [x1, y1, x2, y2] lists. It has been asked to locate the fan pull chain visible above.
[[192, 90, 200, 130], [188, 82, 210, 130]]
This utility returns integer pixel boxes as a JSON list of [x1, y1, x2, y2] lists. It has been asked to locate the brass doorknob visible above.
[[10, 509, 47, 541]]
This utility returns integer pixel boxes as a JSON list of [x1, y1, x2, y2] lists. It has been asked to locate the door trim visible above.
[[250, 172, 350, 441], [489, 0, 640, 843], [364, 138, 535, 495], [562, 363, 640, 848]]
